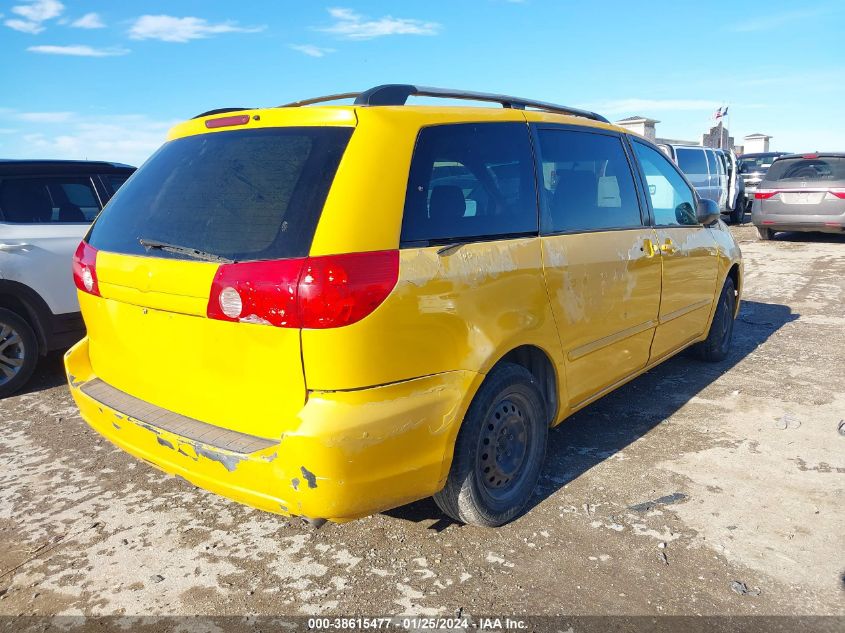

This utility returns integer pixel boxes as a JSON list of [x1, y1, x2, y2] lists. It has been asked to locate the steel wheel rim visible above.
[[477, 394, 532, 500], [0, 322, 25, 386]]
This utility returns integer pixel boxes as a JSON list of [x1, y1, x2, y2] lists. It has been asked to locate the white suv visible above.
[[0, 160, 134, 396]]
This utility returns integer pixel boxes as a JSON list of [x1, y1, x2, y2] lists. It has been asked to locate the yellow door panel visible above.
[[541, 229, 661, 407], [651, 227, 719, 360]]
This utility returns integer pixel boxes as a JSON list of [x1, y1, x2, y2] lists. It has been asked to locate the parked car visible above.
[[738, 152, 789, 211], [658, 144, 743, 223], [752, 152, 845, 240], [0, 159, 135, 397], [65, 85, 743, 527]]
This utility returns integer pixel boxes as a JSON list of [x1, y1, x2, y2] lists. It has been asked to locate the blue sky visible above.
[[1, 0, 843, 165]]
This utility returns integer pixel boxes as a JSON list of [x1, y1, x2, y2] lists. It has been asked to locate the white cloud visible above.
[[319, 7, 440, 40], [289, 43, 335, 58], [4, 0, 63, 33], [71, 12, 104, 29], [27, 44, 128, 57], [128, 14, 265, 43], [2, 113, 175, 166], [16, 111, 74, 123]]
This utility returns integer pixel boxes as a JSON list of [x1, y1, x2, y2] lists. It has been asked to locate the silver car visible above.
[[752, 153, 845, 240]]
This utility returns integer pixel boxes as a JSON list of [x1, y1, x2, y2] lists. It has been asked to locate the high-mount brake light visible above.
[[205, 115, 251, 129], [72, 241, 100, 297], [802, 153, 819, 159], [206, 250, 399, 329]]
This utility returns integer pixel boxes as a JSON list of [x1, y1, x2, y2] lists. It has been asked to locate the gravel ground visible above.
[[0, 224, 843, 623]]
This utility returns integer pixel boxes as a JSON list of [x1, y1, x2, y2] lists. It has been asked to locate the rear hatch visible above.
[[757, 155, 845, 215], [79, 116, 354, 439]]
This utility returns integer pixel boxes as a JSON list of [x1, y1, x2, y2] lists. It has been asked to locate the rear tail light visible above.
[[827, 188, 845, 200], [206, 250, 399, 329], [72, 241, 100, 297], [755, 189, 778, 200], [205, 114, 251, 129]]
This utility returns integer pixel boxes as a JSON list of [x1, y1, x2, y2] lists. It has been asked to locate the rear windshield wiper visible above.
[[138, 238, 232, 263]]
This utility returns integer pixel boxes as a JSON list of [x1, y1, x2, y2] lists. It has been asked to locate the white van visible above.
[[657, 145, 743, 223]]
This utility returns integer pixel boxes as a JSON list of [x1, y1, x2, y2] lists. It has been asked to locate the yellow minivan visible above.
[[66, 85, 742, 527]]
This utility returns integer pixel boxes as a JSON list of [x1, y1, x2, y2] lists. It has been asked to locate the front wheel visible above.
[[433, 363, 548, 527], [693, 278, 736, 363], [0, 308, 39, 398]]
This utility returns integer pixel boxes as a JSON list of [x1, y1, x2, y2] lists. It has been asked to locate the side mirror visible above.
[[696, 198, 721, 225]]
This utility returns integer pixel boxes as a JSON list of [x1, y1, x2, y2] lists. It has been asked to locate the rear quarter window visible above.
[[87, 127, 353, 261], [401, 122, 538, 246], [676, 148, 708, 176]]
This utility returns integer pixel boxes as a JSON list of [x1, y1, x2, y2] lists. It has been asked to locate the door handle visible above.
[[659, 239, 678, 255], [641, 238, 657, 257], [0, 243, 31, 252]]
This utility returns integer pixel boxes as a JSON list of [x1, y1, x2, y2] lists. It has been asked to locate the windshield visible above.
[[87, 127, 353, 261], [739, 155, 782, 174]]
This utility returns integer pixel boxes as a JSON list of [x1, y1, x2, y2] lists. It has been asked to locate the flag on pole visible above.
[[714, 106, 723, 120], [722, 106, 729, 117]]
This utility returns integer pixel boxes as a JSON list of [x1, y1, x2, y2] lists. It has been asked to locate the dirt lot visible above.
[[1, 224, 843, 623]]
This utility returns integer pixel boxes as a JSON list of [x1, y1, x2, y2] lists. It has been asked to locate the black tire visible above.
[[694, 278, 736, 363], [729, 205, 743, 224], [0, 308, 39, 398], [757, 226, 774, 241], [433, 363, 547, 527]]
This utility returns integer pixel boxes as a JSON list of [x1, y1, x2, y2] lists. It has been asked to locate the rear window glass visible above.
[[87, 127, 353, 261], [401, 123, 538, 245], [105, 173, 131, 195], [676, 148, 708, 175], [0, 177, 100, 223], [765, 157, 845, 182]]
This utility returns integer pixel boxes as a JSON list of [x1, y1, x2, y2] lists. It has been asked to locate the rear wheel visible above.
[[757, 227, 775, 241], [694, 278, 736, 363], [434, 363, 547, 527], [0, 308, 39, 398]]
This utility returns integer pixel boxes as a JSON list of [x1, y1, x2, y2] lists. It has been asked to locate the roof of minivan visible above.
[[0, 159, 135, 174], [776, 152, 845, 159], [170, 105, 624, 141]]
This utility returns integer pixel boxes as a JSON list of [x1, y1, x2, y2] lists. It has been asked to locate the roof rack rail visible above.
[[192, 107, 252, 120], [280, 84, 609, 123]]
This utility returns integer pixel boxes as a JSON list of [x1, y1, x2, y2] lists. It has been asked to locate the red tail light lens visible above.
[[206, 250, 399, 329], [72, 241, 100, 297], [828, 188, 845, 200], [298, 250, 399, 329], [755, 189, 777, 200]]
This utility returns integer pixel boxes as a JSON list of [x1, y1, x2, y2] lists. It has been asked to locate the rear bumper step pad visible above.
[[79, 378, 276, 454]]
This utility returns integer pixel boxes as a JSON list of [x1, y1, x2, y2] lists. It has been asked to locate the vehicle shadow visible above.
[[772, 231, 845, 244], [384, 299, 798, 529], [12, 350, 68, 397]]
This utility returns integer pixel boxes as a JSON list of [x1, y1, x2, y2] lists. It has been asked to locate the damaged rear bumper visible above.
[[65, 337, 480, 522]]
